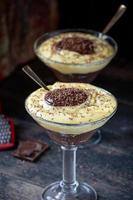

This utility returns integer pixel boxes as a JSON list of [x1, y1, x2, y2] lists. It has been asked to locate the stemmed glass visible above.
[[33, 29, 118, 145], [25, 88, 117, 200], [34, 29, 118, 83]]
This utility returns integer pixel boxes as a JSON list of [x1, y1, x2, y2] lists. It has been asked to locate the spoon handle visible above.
[[102, 4, 127, 34], [22, 65, 49, 91]]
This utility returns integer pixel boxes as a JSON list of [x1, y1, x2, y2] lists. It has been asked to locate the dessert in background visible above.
[[35, 30, 117, 82]]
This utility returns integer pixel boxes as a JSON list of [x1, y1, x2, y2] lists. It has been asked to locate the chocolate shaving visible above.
[[45, 88, 88, 106], [55, 37, 95, 55]]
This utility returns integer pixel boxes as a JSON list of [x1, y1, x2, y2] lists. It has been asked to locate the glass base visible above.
[[42, 181, 97, 200]]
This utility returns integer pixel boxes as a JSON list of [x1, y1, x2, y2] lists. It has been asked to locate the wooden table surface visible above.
[[0, 58, 133, 200]]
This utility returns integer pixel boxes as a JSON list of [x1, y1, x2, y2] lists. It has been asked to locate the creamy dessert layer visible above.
[[36, 32, 115, 74], [25, 82, 117, 135]]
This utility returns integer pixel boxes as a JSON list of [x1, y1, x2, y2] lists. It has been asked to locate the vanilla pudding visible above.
[[35, 30, 117, 82], [25, 82, 117, 137]]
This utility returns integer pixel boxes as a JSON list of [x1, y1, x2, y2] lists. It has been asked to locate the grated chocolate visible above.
[[45, 88, 88, 106], [55, 37, 95, 55]]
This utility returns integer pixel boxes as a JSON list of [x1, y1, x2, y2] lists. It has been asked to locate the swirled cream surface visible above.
[[26, 82, 117, 136], [36, 32, 115, 74]]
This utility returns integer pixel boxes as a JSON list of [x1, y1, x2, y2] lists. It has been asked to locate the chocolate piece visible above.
[[17, 141, 43, 156], [55, 37, 95, 55], [13, 140, 49, 161], [45, 88, 88, 106]]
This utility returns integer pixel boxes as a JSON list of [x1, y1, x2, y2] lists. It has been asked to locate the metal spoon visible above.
[[22, 65, 49, 90], [102, 4, 127, 34]]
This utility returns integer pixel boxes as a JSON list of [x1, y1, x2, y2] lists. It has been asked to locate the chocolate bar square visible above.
[[13, 140, 49, 161]]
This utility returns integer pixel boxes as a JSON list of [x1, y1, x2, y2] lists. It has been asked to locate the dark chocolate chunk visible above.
[[13, 140, 49, 161], [45, 88, 88, 106], [17, 141, 43, 156], [55, 37, 95, 55]]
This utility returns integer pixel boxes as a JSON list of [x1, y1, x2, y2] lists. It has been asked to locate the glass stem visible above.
[[60, 145, 78, 194]]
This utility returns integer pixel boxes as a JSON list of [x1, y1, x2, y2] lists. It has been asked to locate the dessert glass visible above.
[[34, 29, 118, 83], [25, 88, 117, 200], [34, 29, 117, 145]]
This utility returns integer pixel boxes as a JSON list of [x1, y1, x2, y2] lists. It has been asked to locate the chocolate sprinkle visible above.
[[55, 37, 95, 55], [45, 88, 88, 106]]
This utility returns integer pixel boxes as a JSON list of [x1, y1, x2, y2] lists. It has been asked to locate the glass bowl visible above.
[[25, 87, 117, 145], [25, 86, 117, 200], [34, 29, 118, 83]]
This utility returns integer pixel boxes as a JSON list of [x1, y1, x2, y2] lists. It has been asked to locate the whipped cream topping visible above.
[[26, 82, 117, 125]]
